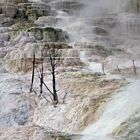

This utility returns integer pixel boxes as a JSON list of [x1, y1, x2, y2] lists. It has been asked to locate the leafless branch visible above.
[[30, 44, 61, 105], [56, 89, 60, 92], [42, 94, 52, 104], [42, 81, 54, 96], [33, 89, 38, 95]]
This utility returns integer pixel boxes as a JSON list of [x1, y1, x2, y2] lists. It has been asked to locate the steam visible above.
[[79, 1, 140, 139], [80, 0, 126, 17], [79, 0, 140, 40]]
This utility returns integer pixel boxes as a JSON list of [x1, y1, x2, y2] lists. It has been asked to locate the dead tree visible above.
[[39, 62, 44, 97], [132, 59, 137, 74], [102, 61, 105, 75], [36, 46, 60, 105], [30, 54, 36, 93], [48, 47, 60, 105], [30, 45, 60, 105], [117, 65, 121, 73]]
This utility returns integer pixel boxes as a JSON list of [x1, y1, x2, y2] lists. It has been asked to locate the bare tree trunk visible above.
[[30, 54, 35, 93], [102, 62, 105, 75], [132, 59, 137, 74], [39, 63, 44, 97], [24, 58, 27, 72], [117, 65, 121, 73], [35, 46, 59, 105], [52, 67, 58, 104], [50, 54, 58, 104]]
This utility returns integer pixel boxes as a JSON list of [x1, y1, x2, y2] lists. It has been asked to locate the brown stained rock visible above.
[[4, 58, 43, 73], [32, 72, 126, 133]]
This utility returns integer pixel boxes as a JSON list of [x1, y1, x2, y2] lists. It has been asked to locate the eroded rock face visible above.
[[34, 16, 60, 27], [28, 27, 69, 42], [0, 18, 14, 28], [3, 29, 72, 72], [4, 42, 43, 72], [0, 73, 34, 127], [0, 0, 18, 18], [0, 0, 27, 4], [2, 5, 18, 18], [0, 0, 27, 27], [0, 33, 10, 47]]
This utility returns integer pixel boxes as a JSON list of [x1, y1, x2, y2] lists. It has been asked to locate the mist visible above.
[[78, 0, 140, 40]]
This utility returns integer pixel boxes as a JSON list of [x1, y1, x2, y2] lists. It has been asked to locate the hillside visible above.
[[0, 0, 140, 140]]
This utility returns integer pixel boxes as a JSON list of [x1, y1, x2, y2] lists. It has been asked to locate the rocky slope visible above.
[[0, 0, 140, 140]]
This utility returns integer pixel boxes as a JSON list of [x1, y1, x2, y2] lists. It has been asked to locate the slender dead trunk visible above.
[[50, 54, 58, 104], [102, 62, 105, 75], [30, 54, 35, 93], [117, 65, 121, 73], [132, 59, 137, 74], [39, 62, 44, 97], [52, 65, 58, 104]]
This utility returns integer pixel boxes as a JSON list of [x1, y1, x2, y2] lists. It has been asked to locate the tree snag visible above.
[[30, 53, 35, 93], [48, 47, 59, 105], [132, 59, 137, 74], [39, 62, 44, 97]]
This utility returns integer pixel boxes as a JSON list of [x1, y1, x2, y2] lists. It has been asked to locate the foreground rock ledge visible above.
[[0, 125, 82, 140]]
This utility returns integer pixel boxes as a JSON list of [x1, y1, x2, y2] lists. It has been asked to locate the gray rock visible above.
[[0, 75, 33, 127], [14, 98, 32, 125], [28, 27, 69, 42], [0, 0, 27, 4], [43, 27, 69, 42], [2, 5, 18, 18], [33, 28, 43, 40], [0, 34, 10, 42], [93, 27, 109, 36], [0, 17, 14, 27], [34, 16, 60, 27]]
